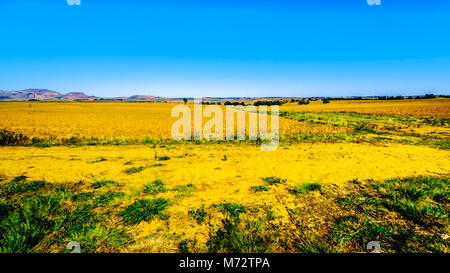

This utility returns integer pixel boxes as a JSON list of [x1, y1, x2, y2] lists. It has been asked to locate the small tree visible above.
[[322, 98, 330, 104], [298, 99, 309, 105], [183, 98, 188, 104]]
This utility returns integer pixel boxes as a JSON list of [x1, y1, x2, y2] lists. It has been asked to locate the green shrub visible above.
[[0, 129, 29, 146], [11, 175, 27, 183]]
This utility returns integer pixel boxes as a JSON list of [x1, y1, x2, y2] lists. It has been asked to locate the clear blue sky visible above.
[[1, 0, 449, 97]]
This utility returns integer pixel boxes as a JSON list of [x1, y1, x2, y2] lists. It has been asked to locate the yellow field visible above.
[[281, 98, 450, 118], [0, 143, 448, 252], [0, 102, 346, 140]]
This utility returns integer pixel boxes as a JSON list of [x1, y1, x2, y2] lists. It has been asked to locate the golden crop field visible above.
[[0, 102, 347, 141], [281, 98, 450, 118], [0, 99, 449, 253]]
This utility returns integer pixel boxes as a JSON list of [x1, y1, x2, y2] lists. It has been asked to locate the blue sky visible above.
[[0, 0, 449, 97]]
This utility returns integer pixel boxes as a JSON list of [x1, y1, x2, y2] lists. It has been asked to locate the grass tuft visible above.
[[91, 180, 117, 189], [214, 203, 246, 219], [119, 198, 170, 225], [290, 183, 322, 195], [93, 192, 125, 207], [172, 184, 196, 198], [124, 166, 146, 175], [188, 204, 207, 224], [262, 177, 286, 185], [143, 179, 168, 195], [250, 185, 270, 192], [6, 179, 48, 195]]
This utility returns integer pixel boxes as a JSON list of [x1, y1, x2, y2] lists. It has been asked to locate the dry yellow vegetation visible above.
[[281, 98, 450, 118], [0, 143, 448, 252], [1, 143, 448, 187], [0, 102, 346, 141]]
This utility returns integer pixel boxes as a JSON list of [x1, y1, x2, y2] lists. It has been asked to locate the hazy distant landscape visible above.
[[0, 89, 447, 103]]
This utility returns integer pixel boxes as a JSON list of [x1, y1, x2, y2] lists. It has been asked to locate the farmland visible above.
[[0, 99, 449, 253], [0, 102, 344, 143], [281, 98, 450, 118]]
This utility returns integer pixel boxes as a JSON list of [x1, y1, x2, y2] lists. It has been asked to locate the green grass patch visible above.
[[250, 185, 270, 192], [119, 198, 170, 226], [172, 183, 196, 198], [332, 176, 449, 252], [88, 157, 107, 163], [373, 176, 449, 227], [0, 181, 129, 253], [207, 204, 276, 253], [262, 177, 286, 185], [437, 141, 450, 150], [91, 180, 117, 189], [5, 179, 48, 195], [93, 192, 125, 207], [188, 204, 207, 224], [290, 183, 322, 195], [278, 110, 450, 149], [213, 203, 246, 219], [124, 166, 146, 175], [330, 215, 448, 253], [143, 179, 168, 195], [70, 192, 94, 202]]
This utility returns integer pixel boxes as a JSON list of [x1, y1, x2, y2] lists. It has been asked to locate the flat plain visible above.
[[0, 99, 449, 253]]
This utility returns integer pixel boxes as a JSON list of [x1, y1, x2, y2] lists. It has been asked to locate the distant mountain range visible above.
[[0, 89, 274, 102], [0, 89, 447, 102], [0, 89, 166, 101]]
